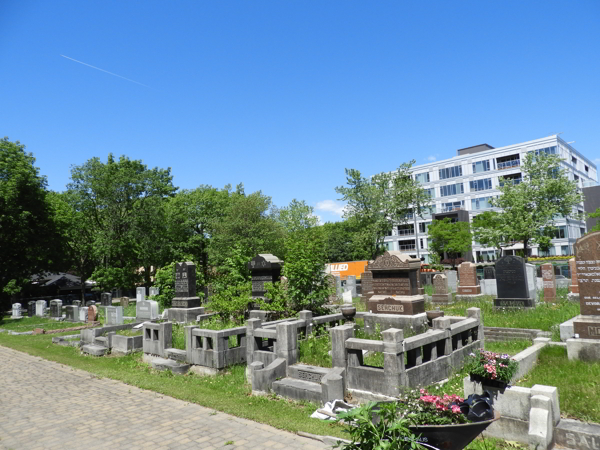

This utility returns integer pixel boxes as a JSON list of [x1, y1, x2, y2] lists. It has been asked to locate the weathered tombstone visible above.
[[27, 301, 36, 317], [86, 300, 95, 307], [494, 255, 534, 308], [149, 287, 159, 297], [360, 269, 374, 301], [456, 262, 483, 299], [120, 296, 129, 308], [525, 263, 538, 302], [367, 251, 425, 315], [65, 305, 79, 322], [79, 307, 88, 322], [345, 275, 357, 298], [172, 262, 200, 308], [572, 232, 600, 339], [484, 267, 496, 279], [101, 292, 112, 307], [12, 303, 21, 318], [35, 300, 47, 317], [248, 254, 283, 299], [73, 300, 81, 307], [444, 270, 458, 292], [541, 263, 557, 302], [136, 287, 146, 303], [136, 299, 159, 321], [325, 274, 338, 303], [568, 257, 579, 301], [49, 299, 62, 318], [432, 274, 452, 304], [335, 275, 342, 296], [342, 290, 353, 304], [88, 305, 98, 323], [105, 306, 123, 325]]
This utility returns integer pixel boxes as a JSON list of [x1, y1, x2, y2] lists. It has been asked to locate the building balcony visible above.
[[497, 159, 521, 170]]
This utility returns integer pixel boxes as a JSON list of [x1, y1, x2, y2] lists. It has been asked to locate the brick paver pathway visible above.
[[0, 346, 330, 450]]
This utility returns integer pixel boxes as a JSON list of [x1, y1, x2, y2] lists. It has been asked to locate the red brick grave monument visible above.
[[456, 262, 484, 300], [541, 263, 557, 302]]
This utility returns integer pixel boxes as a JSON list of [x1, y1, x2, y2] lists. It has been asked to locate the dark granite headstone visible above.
[[496, 255, 529, 299], [248, 254, 283, 298], [172, 261, 201, 308], [49, 300, 62, 318], [101, 292, 112, 306], [27, 301, 36, 317], [484, 267, 496, 279]]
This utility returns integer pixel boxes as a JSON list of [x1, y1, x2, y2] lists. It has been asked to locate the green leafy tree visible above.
[[0, 138, 65, 311], [322, 219, 372, 263], [492, 152, 583, 258], [335, 161, 430, 259], [589, 208, 600, 232], [472, 211, 507, 257], [275, 199, 319, 233], [66, 154, 176, 291], [428, 218, 472, 268]]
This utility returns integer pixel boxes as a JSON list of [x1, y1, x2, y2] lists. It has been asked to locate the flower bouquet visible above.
[[464, 349, 519, 388]]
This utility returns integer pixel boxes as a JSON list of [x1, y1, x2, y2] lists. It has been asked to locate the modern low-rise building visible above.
[[382, 135, 598, 263]]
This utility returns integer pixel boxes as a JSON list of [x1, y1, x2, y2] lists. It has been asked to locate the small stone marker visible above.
[[12, 303, 21, 318], [444, 270, 457, 292], [568, 257, 579, 295], [345, 276, 357, 298], [457, 262, 482, 296], [526, 263, 538, 301], [484, 267, 496, 279], [494, 255, 534, 308], [541, 263, 557, 302], [360, 269, 373, 300], [342, 290, 353, 304], [73, 300, 81, 307], [149, 287, 159, 297], [105, 306, 123, 325], [325, 274, 338, 303], [65, 305, 79, 322], [101, 292, 112, 306], [120, 296, 129, 308], [79, 307, 88, 322], [136, 287, 146, 302], [248, 254, 283, 299], [136, 299, 159, 320], [49, 299, 62, 318], [88, 305, 98, 322], [432, 274, 452, 305], [367, 251, 425, 315], [35, 300, 47, 317], [27, 301, 36, 317]]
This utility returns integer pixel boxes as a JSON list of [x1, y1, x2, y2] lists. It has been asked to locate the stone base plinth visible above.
[[567, 292, 580, 303], [455, 293, 486, 302], [494, 298, 535, 309], [567, 337, 600, 361], [171, 297, 201, 308], [431, 293, 453, 305], [572, 315, 600, 340], [367, 295, 425, 315], [457, 285, 481, 295], [363, 312, 428, 335], [167, 307, 205, 323]]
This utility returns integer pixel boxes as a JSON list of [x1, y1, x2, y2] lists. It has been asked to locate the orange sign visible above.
[[328, 260, 369, 281]]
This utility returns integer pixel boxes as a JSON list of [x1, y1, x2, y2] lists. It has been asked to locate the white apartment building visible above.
[[382, 135, 598, 263]]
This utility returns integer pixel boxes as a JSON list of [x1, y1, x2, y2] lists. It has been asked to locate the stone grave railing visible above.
[[332, 307, 483, 397], [184, 325, 247, 370]]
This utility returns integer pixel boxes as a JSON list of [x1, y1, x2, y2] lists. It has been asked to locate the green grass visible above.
[[426, 294, 579, 331], [515, 346, 600, 423], [0, 332, 346, 438], [0, 316, 82, 332], [115, 329, 142, 337], [423, 284, 434, 296], [484, 339, 532, 356]]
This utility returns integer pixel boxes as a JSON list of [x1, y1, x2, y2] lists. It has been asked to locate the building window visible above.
[[497, 154, 520, 170], [397, 224, 415, 236], [572, 156, 577, 165], [441, 201, 464, 212], [469, 178, 493, 192], [472, 160, 490, 173], [397, 240, 416, 251], [440, 183, 464, 197], [580, 227, 586, 237], [561, 245, 569, 256], [419, 222, 430, 233], [420, 238, 424, 249], [471, 196, 494, 210], [439, 165, 463, 180], [529, 146, 557, 157], [585, 165, 589, 172], [415, 172, 430, 184], [554, 226, 567, 239], [423, 188, 435, 198]]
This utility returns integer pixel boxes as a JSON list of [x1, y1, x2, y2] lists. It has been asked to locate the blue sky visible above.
[[2, 1, 599, 223]]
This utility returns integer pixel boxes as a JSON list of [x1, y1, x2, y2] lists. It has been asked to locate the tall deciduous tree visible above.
[[428, 218, 472, 268], [472, 211, 508, 257], [0, 138, 64, 310], [588, 208, 600, 232], [492, 152, 583, 258], [335, 161, 429, 259]]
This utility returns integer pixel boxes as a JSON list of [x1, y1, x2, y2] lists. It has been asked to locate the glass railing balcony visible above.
[[398, 244, 416, 251], [497, 159, 521, 170], [397, 229, 415, 237], [499, 178, 522, 187], [440, 206, 463, 213]]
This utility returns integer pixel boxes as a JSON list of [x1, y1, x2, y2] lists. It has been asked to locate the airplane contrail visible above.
[[60, 54, 150, 88]]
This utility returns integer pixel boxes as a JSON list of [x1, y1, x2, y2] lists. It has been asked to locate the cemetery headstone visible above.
[[457, 262, 483, 298], [136, 287, 146, 302], [541, 263, 557, 302], [73, 300, 81, 307], [86, 300, 95, 307], [432, 274, 452, 304], [335, 275, 342, 296], [65, 305, 79, 322], [248, 254, 283, 299], [494, 255, 534, 308], [88, 305, 98, 322], [367, 251, 425, 315], [568, 257, 579, 295], [526, 263, 538, 302], [484, 267, 496, 279], [136, 299, 159, 320], [342, 290, 353, 304], [49, 299, 62, 318], [345, 276, 357, 298], [172, 262, 201, 308], [572, 231, 600, 340], [101, 292, 112, 307], [27, 301, 36, 317], [79, 307, 88, 322], [149, 287, 159, 297], [360, 269, 374, 301], [444, 270, 457, 292], [12, 303, 21, 318], [35, 300, 47, 317], [325, 274, 338, 303], [105, 306, 124, 325]]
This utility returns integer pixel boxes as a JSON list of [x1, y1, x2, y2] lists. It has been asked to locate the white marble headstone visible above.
[[525, 263, 537, 301], [79, 307, 88, 322], [105, 306, 124, 325], [342, 290, 353, 304], [149, 287, 159, 297], [136, 300, 159, 320], [136, 287, 146, 302], [12, 303, 21, 318], [35, 300, 47, 317]]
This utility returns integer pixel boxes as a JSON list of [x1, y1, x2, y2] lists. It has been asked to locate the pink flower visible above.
[[451, 405, 461, 414]]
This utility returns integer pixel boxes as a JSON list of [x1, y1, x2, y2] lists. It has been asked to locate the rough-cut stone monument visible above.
[[541, 263, 557, 302], [456, 262, 484, 299], [248, 254, 283, 299], [168, 261, 203, 323], [432, 274, 453, 305], [367, 251, 425, 315], [360, 268, 374, 303], [120, 296, 129, 308], [494, 255, 535, 308], [568, 257, 580, 302]]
